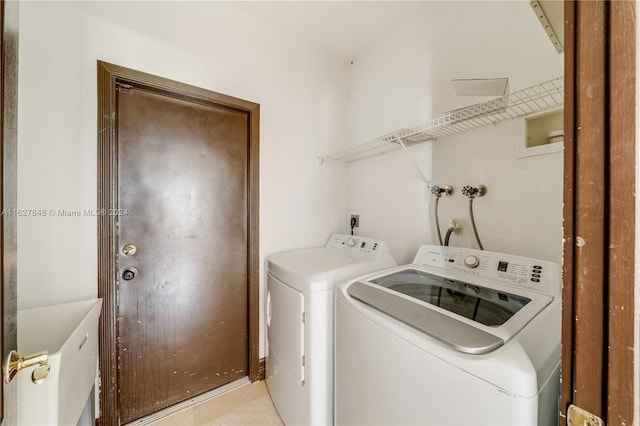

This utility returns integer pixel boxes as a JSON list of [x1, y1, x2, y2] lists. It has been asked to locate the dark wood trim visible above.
[[97, 61, 260, 425], [562, 1, 636, 424], [1, 1, 18, 423], [248, 99, 261, 384], [0, 0, 5, 419], [606, 1, 635, 423], [96, 60, 119, 426], [569, 0, 608, 419], [560, 2, 576, 423]]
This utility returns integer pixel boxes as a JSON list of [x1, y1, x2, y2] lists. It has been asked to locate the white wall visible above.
[[17, 1, 350, 357], [346, 1, 564, 264], [432, 119, 563, 262]]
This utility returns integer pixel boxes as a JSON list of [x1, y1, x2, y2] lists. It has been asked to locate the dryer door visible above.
[[267, 274, 305, 382]]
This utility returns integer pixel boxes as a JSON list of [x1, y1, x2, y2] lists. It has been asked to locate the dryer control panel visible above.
[[413, 245, 560, 297], [327, 234, 395, 262]]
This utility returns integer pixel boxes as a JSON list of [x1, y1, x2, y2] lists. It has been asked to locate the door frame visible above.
[[96, 61, 260, 426], [561, 1, 636, 423], [1, 0, 18, 424]]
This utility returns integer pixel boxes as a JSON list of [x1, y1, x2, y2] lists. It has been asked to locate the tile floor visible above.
[[150, 381, 283, 426]]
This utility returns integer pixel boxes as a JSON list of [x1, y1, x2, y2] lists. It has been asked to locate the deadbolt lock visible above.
[[122, 267, 138, 281], [122, 244, 137, 256]]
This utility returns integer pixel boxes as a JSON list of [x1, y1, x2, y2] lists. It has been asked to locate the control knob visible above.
[[463, 255, 480, 269], [346, 238, 356, 247]]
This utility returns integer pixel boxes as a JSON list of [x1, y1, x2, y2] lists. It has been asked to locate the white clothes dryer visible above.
[[335, 245, 561, 426], [266, 234, 396, 426]]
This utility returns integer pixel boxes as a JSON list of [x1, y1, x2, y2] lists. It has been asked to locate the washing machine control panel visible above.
[[327, 234, 395, 261], [413, 245, 559, 296]]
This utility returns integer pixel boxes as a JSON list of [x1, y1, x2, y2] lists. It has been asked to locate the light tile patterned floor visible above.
[[150, 381, 283, 426]]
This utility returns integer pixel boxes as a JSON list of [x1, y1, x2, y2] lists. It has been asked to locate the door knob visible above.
[[122, 267, 138, 281], [4, 350, 50, 384]]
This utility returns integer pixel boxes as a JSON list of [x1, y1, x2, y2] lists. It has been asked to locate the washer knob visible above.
[[346, 238, 356, 247], [463, 255, 480, 268]]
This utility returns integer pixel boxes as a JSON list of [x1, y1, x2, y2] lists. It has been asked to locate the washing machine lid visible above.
[[348, 267, 553, 355], [268, 247, 396, 292]]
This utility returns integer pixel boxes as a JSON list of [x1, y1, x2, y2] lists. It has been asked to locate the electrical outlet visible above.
[[350, 214, 360, 228], [450, 217, 464, 232]]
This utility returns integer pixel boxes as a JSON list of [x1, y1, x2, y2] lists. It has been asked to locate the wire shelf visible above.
[[320, 77, 564, 163]]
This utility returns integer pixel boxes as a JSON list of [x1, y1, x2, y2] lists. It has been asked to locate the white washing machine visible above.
[[335, 244, 561, 426], [266, 234, 396, 426]]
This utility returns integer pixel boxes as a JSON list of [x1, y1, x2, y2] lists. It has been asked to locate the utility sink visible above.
[[17, 298, 102, 425]]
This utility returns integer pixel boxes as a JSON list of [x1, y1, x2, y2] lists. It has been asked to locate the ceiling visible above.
[[229, 1, 425, 62], [230, 1, 564, 63]]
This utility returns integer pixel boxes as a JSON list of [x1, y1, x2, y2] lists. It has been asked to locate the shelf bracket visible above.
[[394, 137, 431, 187]]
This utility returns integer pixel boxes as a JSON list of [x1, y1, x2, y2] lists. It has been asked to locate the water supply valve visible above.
[[462, 185, 487, 199], [431, 185, 453, 197]]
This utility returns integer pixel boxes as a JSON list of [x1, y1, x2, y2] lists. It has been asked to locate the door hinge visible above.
[[301, 312, 305, 323], [567, 404, 604, 426], [301, 355, 305, 366], [116, 82, 133, 93]]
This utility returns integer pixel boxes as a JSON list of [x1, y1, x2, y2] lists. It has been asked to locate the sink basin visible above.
[[17, 298, 102, 425]]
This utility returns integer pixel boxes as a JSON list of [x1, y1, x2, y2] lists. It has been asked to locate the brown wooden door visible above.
[[116, 86, 249, 423], [561, 1, 636, 424]]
